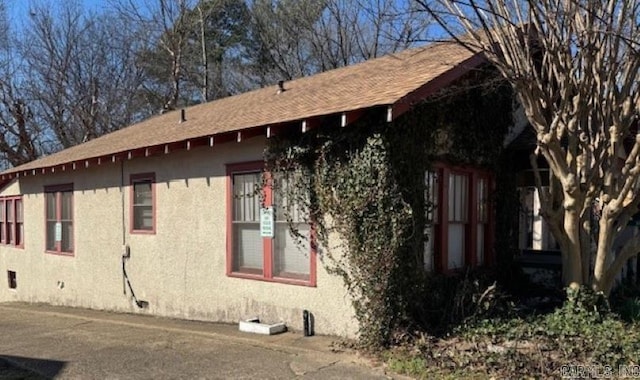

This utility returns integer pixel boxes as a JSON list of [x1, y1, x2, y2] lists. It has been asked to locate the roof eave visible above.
[[389, 52, 487, 121], [0, 106, 381, 181]]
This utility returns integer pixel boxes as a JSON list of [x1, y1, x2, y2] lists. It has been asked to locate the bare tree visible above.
[[419, 0, 640, 294], [0, 64, 41, 166], [311, 0, 429, 67], [113, 0, 250, 108], [112, 0, 196, 112], [248, 0, 326, 81], [0, 81, 42, 167], [21, 3, 148, 150], [0, 2, 42, 168], [249, 0, 431, 83]]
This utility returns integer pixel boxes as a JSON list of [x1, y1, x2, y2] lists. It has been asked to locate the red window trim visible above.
[[0, 196, 24, 249], [476, 173, 492, 266], [44, 183, 74, 256], [130, 172, 156, 235], [226, 161, 317, 287], [431, 163, 494, 273]]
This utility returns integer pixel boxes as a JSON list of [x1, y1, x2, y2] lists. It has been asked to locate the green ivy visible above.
[[265, 70, 514, 349], [448, 287, 640, 376]]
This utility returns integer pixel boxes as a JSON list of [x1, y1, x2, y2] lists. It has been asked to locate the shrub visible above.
[[388, 286, 640, 378]]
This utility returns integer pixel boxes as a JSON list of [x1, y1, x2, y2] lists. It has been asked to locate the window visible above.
[[448, 173, 468, 269], [45, 184, 73, 255], [517, 169, 558, 251], [518, 186, 558, 251], [0, 201, 3, 243], [273, 175, 311, 280], [425, 165, 493, 272], [0, 196, 24, 248], [231, 170, 263, 274], [227, 162, 316, 286], [424, 171, 438, 271], [477, 177, 489, 265], [130, 173, 156, 234], [6, 199, 12, 244]]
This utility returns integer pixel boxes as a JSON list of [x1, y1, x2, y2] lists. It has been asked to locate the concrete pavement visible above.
[[0, 302, 395, 379]]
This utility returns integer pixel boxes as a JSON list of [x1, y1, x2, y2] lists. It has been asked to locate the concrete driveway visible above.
[[0, 303, 394, 379]]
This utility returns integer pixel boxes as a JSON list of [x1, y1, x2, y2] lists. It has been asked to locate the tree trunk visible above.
[[580, 216, 592, 285], [197, 5, 208, 102], [593, 214, 615, 293], [563, 207, 583, 286]]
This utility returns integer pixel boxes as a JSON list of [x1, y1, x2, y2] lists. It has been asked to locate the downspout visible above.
[[120, 159, 148, 308], [121, 160, 127, 295], [121, 160, 126, 247]]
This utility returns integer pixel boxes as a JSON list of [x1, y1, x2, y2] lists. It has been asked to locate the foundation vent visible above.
[[7, 271, 16, 289]]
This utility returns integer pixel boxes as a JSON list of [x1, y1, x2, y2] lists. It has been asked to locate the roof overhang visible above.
[[0, 108, 375, 183], [389, 52, 487, 120]]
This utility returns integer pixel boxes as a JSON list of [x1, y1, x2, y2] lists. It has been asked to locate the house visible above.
[[508, 127, 640, 287], [0, 42, 505, 337]]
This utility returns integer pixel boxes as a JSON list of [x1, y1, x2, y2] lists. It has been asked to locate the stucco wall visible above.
[[0, 136, 357, 337]]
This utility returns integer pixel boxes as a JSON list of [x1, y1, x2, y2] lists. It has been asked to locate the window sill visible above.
[[130, 229, 156, 235], [0, 244, 24, 249], [45, 250, 74, 257], [440, 263, 489, 275], [273, 271, 310, 282], [227, 272, 316, 287]]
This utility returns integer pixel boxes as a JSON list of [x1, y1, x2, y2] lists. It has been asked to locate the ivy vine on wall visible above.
[[265, 70, 514, 349]]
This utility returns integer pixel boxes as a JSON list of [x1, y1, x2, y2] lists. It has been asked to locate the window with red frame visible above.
[[130, 173, 156, 234], [424, 166, 493, 272], [227, 162, 314, 285], [45, 184, 73, 255], [476, 177, 489, 265], [447, 172, 469, 269], [424, 171, 438, 271], [0, 196, 23, 247]]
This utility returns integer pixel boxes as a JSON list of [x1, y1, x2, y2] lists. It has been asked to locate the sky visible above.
[[5, 0, 108, 27], [3, 0, 444, 40]]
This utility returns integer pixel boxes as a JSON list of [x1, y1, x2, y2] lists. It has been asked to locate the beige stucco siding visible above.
[[0, 136, 357, 337]]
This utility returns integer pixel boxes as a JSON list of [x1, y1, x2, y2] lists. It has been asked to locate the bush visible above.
[[611, 278, 640, 322], [409, 267, 516, 336], [387, 286, 640, 378], [617, 298, 640, 322]]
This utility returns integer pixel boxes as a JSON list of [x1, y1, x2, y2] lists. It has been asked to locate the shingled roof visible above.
[[1, 42, 482, 180]]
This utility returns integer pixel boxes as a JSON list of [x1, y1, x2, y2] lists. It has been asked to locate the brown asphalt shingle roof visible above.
[[2, 42, 480, 177]]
